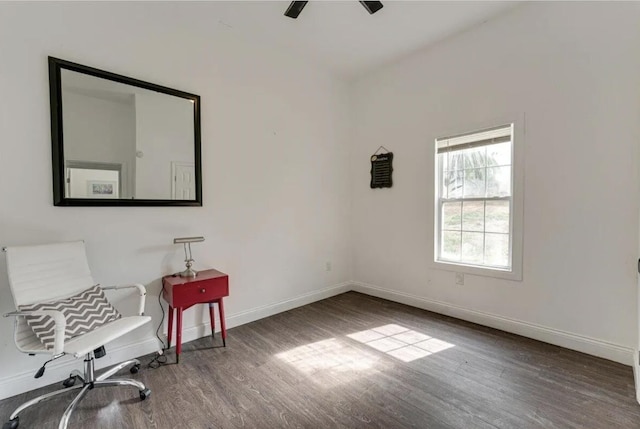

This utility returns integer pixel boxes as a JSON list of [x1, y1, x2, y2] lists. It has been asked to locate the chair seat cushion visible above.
[[19, 285, 121, 350], [64, 315, 151, 357]]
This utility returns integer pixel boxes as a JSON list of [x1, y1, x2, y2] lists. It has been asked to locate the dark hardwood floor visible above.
[[1, 292, 638, 428]]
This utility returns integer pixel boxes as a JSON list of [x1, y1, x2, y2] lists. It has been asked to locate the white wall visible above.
[[134, 92, 194, 199], [350, 2, 640, 363], [0, 2, 351, 399], [2, 0, 638, 401], [62, 90, 136, 198]]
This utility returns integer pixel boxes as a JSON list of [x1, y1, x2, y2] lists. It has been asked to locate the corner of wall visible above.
[[634, 349, 640, 404]]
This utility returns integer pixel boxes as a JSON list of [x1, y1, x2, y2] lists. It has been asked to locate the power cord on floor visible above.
[[147, 283, 169, 369]]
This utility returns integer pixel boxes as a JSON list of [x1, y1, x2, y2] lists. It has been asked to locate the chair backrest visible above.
[[5, 241, 95, 307]]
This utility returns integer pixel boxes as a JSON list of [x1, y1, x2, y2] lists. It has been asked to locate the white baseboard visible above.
[[176, 281, 352, 345], [0, 282, 351, 400], [352, 281, 635, 366], [1, 280, 632, 401], [634, 349, 640, 404], [226, 282, 352, 330]]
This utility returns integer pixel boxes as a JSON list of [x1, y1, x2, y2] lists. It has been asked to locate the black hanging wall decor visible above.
[[370, 146, 393, 189]]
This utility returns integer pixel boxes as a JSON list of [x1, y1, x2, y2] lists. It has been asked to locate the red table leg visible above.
[[218, 299, 226, 347], [176, 307, 183, 363], [167, 305, 174, 349], [208, 302, 216, 341]]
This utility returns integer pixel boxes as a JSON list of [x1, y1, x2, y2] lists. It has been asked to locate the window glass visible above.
[[436, 125, 514, 271]]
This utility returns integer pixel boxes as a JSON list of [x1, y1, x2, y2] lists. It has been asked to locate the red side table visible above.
[[162, 269, 229, 363]]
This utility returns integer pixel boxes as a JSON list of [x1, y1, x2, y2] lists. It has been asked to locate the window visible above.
[[435, 124, 517, 274]]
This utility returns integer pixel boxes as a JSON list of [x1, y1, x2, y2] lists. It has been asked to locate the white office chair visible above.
[[2, 241, 152, 429]]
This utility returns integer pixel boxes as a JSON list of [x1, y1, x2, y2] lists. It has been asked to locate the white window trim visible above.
[[429, 114, 524, 282]]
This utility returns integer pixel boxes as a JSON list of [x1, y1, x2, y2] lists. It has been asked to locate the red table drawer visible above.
[[172, 279, 228, 307], [162, 269, 229, 308]]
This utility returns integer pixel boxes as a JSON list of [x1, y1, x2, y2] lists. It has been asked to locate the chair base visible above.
[[3, 353, 150, 429]]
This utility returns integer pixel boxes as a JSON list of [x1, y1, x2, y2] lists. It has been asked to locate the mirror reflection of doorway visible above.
[[65, 161, 123, 199], [171, 162, 196, 200]]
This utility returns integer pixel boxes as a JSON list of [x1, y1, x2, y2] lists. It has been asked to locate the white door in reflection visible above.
[[172, 162, 195, 200]]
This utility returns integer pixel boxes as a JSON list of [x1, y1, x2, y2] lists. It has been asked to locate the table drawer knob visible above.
[[201, 288, 206, 293]]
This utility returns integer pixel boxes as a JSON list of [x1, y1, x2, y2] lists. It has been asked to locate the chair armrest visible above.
[[3, 310, 66, 355], [101, 283, 147, 316]]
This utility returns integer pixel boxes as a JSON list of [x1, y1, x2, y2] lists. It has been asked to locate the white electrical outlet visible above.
[[455, 272, 464, 285]]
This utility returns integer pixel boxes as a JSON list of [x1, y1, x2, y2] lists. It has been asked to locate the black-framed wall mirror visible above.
[[49, 57, 202, 206]]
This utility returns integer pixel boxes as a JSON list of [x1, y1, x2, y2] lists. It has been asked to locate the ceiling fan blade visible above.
[[284, 1, 308, 19], [359, 1, 383, 15]]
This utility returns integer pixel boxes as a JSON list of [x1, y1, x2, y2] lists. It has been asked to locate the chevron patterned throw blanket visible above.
[[19, 285, 122, 350]]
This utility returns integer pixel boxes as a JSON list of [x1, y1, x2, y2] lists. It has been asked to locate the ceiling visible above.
[[208, 1, 520, 79]]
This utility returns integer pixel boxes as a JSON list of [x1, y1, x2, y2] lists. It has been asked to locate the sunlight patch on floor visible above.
[[275, 338, 380, 382], [347, 324, 455, 362], [97, 399, 120, 421]]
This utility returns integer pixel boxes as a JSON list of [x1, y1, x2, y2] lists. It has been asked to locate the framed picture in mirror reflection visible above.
[[87, 181, 118, 199]]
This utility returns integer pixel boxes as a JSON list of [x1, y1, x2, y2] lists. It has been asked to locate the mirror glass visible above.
[[50, 57, 202, 206]]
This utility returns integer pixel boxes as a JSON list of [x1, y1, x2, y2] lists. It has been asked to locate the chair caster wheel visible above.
[[139, 388, 151, 400], [62, 376, 77, 388], [130, 364, 140, 374], [3, 417, 18, 429]]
